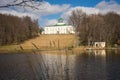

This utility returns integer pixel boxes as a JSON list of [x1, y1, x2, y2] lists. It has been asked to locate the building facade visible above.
[[94, 42, 106, 48], [43, 18, 75, 34]]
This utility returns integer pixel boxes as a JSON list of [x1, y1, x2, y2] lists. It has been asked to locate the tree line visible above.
[[0, 14, 39, 45], [69, 9, 120, 46]]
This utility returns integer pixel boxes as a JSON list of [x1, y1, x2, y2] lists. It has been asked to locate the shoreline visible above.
[[0, 46, 120, 54]]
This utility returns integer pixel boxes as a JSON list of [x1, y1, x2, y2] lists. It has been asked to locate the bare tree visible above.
[[0, 14, 39, 45], [68, 9, 86, 33], [68, 9, 86, 46], [69, 9, 120, 46], [0, 0, 44, 9]]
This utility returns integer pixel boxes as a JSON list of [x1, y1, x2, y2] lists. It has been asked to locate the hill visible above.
[[0, 34, 75, 52], [21, 34, 75, 50]]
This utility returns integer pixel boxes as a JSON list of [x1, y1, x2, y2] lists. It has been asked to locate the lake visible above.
[[0, 50, 120, 80]]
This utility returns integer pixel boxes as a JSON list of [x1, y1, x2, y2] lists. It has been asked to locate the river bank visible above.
[[0, 45, 120, 54], [0, 34, 120, 54]]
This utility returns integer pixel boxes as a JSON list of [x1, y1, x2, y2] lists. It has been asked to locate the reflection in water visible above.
[[74, 50, 107, 80], [40, 52, 76, 80], [0, 50, 120, 80], [94, 50, 106, 56], [0, 54, 38, 80], [106, 50, 120, 80], [88, 49, 106, 56]]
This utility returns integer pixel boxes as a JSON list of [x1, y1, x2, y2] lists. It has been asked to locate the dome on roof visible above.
[[58, 18, 64, 23], [56, 18, 66, 25]]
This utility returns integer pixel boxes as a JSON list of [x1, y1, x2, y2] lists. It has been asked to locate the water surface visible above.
[[0, 50, 120, 80]]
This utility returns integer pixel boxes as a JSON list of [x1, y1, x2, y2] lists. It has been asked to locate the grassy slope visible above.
[[0, 34, 75, 52], [21, 34, 75, 50]]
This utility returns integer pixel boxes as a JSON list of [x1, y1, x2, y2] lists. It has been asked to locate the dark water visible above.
[[0, 50, 120, 80]]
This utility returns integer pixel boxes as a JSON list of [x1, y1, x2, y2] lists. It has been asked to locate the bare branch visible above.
[[0, 0, 44, 9]]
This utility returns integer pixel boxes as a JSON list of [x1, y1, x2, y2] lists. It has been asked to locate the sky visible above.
[[0, 0, 120, 27]]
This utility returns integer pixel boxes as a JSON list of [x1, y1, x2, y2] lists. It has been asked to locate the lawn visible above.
[[21, 34, 75, 50], [0, 34, 75, 52]]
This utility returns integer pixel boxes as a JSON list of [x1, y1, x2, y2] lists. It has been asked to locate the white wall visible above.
[[94, 42, 106, 48], [44, 25, 75, 34]]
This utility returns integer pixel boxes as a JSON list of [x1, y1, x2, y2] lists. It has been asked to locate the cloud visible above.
[[95, 0, 120, 14], [38, 2, 70, 16], [61, 1, 120, 22], [0, 1, 70, 19], [0, 1, 71, 27], [0, 9, 38, 19], [61, 7, 99, 20], [0, 0, 15, 5], [0, 0, 120, 26], [44, 19, 57, 26]]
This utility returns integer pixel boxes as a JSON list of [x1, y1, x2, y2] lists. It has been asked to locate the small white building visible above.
[[43, 18, 75, 34], [94, 42, 106, 48]]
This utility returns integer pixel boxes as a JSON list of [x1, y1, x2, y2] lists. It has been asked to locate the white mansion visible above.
[[43, 18, 75, 34]]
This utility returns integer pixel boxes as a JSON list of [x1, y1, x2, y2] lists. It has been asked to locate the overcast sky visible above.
[[0, 0, 120, 27]]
